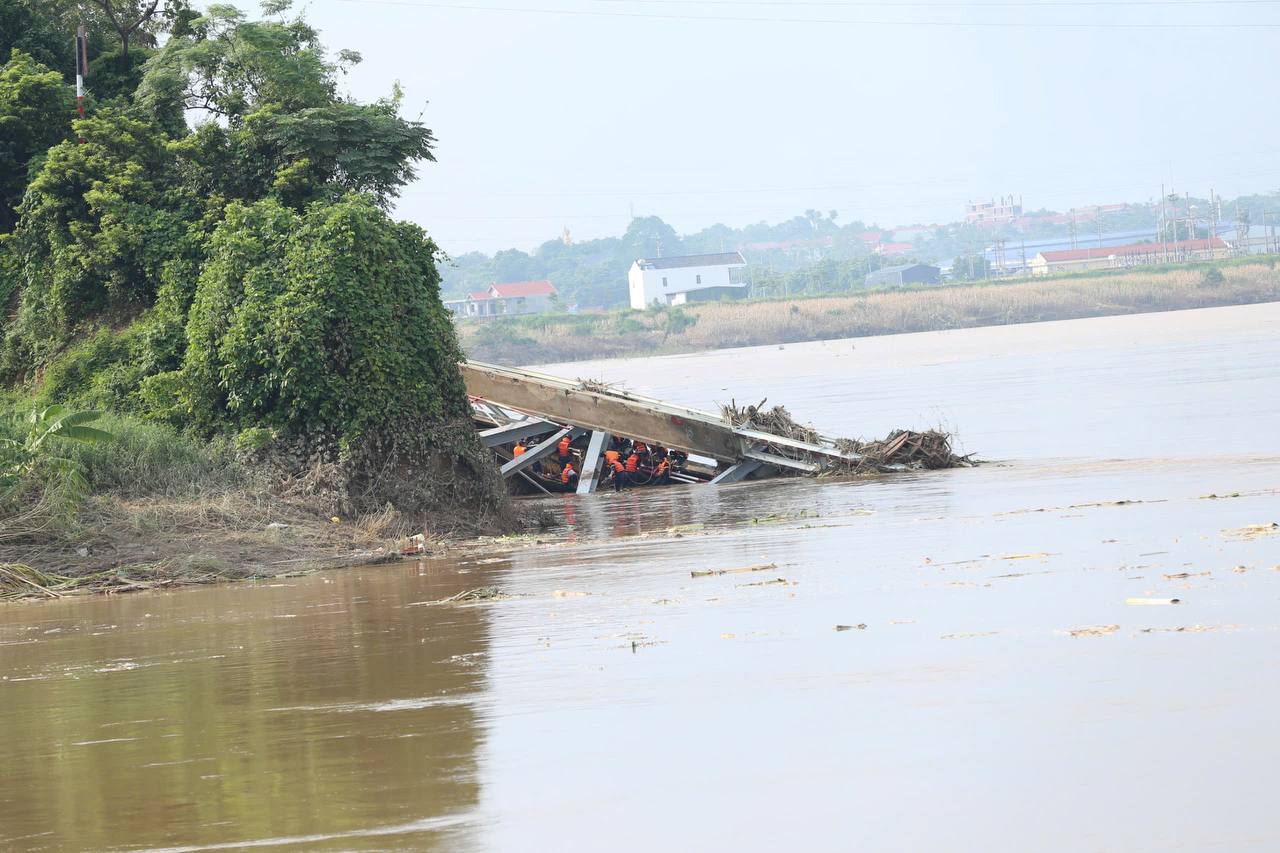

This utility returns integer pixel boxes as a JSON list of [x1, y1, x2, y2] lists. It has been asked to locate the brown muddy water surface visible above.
[[3, 304, 1279, 852]]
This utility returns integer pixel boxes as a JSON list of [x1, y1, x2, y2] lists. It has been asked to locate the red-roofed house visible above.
[[874, 242, 914, 257], [1029, 238, 1229, 275], [445, 280, 559, 318]]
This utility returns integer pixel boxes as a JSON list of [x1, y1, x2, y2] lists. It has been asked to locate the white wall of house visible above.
[[628, 262, 747, 309]]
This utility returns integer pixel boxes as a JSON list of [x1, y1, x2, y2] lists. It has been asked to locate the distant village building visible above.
[[445, 279, 559, 318], [873, 242, 914, 257], [865, 263, 941, 289], [627, 252, 748, 310], [1029, 237, 1230, 275], [966, 195, 1023, 226]]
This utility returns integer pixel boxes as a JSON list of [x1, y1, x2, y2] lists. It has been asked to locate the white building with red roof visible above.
[[445, 279, 559, 318]]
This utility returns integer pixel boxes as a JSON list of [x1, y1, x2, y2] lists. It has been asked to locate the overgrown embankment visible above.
[[0, 399, 520, 601], [459, 260, 1280, 365], [1, 3, 516, 598]]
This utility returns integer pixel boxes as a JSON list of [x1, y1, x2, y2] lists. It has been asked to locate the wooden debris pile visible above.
[[576, 378, 623, 395], [720, 399, 820, 444], [724, 398, 971, 474], [835, 430, 971, 471]]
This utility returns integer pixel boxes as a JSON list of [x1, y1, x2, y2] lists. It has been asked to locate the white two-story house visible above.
[[627, 252, 749, 310]]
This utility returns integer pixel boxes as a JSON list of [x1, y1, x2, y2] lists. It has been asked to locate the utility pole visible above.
[[1160, 185, 1169, 263], [1069, 209, 1078, 250], [74, 25, 88, 142], [1185, 191, 1193, 258]]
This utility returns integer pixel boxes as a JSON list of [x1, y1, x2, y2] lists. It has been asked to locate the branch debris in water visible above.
[[720, 398, 972, 473]]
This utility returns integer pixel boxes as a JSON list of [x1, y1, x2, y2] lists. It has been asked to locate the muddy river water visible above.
[[3, 304, 1279, 852]]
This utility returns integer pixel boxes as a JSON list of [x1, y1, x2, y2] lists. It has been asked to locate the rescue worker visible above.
[[604, 446, 621, 468], [609, 455, 627, 491], [560, 462, 578, 487], [513, 441, 527, 458], [654, 454, 671, 485], [625, 451, 639, 477], [557, 434, 572, 457]]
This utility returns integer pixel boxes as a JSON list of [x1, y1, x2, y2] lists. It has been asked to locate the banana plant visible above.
[[1, 406, 113, 506]]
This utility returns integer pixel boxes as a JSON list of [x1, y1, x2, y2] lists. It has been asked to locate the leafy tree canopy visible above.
[[0, 50, 74, 234], [0, 1, 74, 78], [180, 194, 466, 441], [137, 2, 433, 206], [4, 108, 204, 368]]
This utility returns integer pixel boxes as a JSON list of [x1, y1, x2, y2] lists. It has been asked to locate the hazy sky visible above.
[[238, 0, 1280, 253]]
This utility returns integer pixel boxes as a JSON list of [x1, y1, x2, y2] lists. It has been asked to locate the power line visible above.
[[332, 0, 1280, 28], [598, 0, 1280, 6]]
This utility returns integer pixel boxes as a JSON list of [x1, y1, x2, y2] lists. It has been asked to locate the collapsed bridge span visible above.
[[461, 361, 899, 494]]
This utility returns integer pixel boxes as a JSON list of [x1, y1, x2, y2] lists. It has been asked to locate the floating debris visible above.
[[409, 586, 513, 606], [1063, 624, 1121, 638], [834, 430, 970, 471], [1222, 523, 1279, 541], [691, 562, 777, 578], [720, 398, 971, 472]]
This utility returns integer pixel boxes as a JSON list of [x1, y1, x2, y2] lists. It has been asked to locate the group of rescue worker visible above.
[[509, 433, 688, 491]]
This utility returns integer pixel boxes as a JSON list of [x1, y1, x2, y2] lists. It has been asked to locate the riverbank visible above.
[[0, 408, 532, 601], [458, 259, 1280, 364]]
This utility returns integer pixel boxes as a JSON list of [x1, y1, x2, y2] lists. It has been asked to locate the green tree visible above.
[[0, 50, 73, 234], [137, 2, 432, 206], [181, 194, 467, 439], [950, 254, 990, 281], [85, 0, 192, 56], [4, 108, 202, 367], [0, 1, 73, 77], [621, 216, 682, 260]]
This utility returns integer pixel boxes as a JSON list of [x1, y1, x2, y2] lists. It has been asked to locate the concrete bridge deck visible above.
[[460, 360, 867, 493]]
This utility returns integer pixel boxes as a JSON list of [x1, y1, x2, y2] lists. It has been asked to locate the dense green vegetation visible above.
[[0, 0, 503, 528]]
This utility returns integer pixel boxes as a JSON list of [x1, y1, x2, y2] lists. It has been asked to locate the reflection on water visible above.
[[0, 560, 503, 851], [2, 305, 1279, 852]]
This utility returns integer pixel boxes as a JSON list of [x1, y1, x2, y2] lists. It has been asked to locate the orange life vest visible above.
[[513, 443, 526, 457], [625, 454, 638, 473], [604, 449, 620, 464], [558, 436, 571, 455], [610, 459, 625, 474], [657, 458, 669, 474], [561, 465, 576, 484]]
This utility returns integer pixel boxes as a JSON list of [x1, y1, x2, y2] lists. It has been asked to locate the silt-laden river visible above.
[[2, 303, 1278, 851]]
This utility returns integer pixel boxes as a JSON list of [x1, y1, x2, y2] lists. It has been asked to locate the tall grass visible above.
[[0, 398, 251, 498], [459, 261, 1280, 364]]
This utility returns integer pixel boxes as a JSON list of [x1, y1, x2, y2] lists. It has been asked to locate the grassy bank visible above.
[[458, 260, 1280, 365], [0, 401, 505, 601]]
